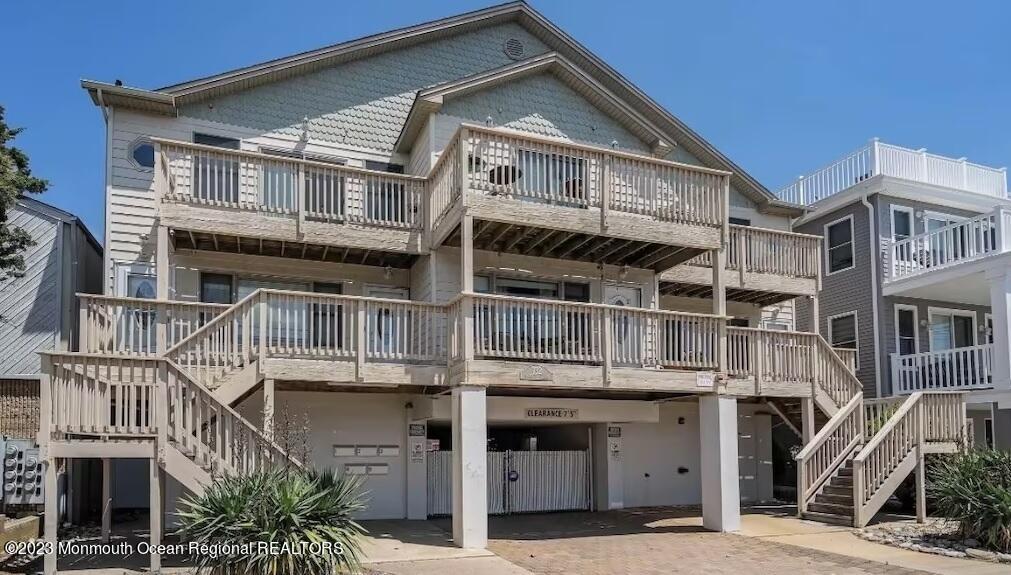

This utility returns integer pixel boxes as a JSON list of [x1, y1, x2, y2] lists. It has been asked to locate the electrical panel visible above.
[[1, 439, 44, 506]]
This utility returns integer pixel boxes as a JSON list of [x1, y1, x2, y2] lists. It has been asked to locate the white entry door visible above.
[[366, 286, 409, 356], [604, 284, 643, 365]]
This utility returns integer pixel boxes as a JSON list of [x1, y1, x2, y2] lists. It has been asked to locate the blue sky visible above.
[[4, 0, 1009, 240]]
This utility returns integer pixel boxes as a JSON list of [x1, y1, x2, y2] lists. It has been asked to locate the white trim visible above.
[[926, 306, 978, 351], [824, 215, 856, 276], [889, 204, 914, 242], [827, 310, 859, 368], [126, 136, 156, 172], [893, 304, 919, 356], [984, 416, 994, 449], [922, 210, 965, 233], [114, 262, 155, 298]]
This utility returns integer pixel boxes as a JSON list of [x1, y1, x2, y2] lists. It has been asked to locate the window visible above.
[[986, 313, 994, 344], [129, 138, 155, 170], [928, 308, 976, 351], [895, 305, 918, 356], [364, 160, 408, 224], [829, 312, 858, 350], [126, 273, 156, 299], [763, 321, 790, 331], [825, 216, 855, 274], [193, 133, 241, 203], [891, 206, 913, 242], [200, 273, 233, 304], [728, 217, 752, 226], [729, 318, 751, 328], [985, 418, 994, 449]]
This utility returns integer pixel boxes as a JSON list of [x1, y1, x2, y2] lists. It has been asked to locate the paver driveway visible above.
[[480, 509, 931, 575]]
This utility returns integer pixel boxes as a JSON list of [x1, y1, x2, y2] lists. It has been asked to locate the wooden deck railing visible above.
[[430, 124, 729, 228], [726, 328, 862, 407], [886, 209, 1011, 282], [688, 225, 821, 279], [852, 392, 965, 526], [777, 139, 1007, 205], [79, 294, 229, 356], [467, 293, 722, 370], [891, 344, 993, 394], [155, 139, 426, 231], [41, 352, 298, 475]]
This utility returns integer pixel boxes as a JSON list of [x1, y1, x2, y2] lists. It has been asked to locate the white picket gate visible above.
[[427, 450, 590, 516]]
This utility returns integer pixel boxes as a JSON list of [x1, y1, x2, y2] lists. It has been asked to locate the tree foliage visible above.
[[0, 105, 48, 281]]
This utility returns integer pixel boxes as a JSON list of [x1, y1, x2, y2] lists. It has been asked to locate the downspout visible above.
[[861, 194, 883, 398]]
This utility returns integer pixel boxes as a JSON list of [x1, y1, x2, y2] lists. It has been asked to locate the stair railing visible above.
[[795, 392, 864, 515], [164, 290, 262, 387], [813, 336, 863, 409], [160, 361, 299, 476]]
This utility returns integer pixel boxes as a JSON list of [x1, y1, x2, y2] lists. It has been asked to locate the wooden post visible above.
[[78, 297, 89, 353], [460, 214, 475, 364], [458, 127, 470, 209], [355, 300, 367, 383], [149, 461, 163, 573], [915, 400, 927, 523], [296, 162, 305, 238], [263, 378, 275, 440], [155, 224, 170, 355], [753, 330, 764, 394], [600, 157, 611, 231], [852, 458, 865, 527], [602, 307, 613, 386], [101, 458, 112, 544], [801, 398, 815, 445], [736, 227, 746, 286], [712, 247, 727, 377], [156, 363, 169, 465], [39, 360, 57, 575], [257, 296, 268, 361], [796, 456, 807, 517], [810, 295, 820, 337]]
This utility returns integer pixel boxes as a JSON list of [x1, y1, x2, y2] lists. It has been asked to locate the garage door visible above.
[[427, 450, 590, 516]]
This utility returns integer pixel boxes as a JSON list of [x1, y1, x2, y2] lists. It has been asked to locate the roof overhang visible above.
[[393, 52, 671, 155], [81, 0, 784, 209]]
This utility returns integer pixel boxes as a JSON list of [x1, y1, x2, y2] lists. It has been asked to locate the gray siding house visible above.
[[785, 140, 1011, 449], [0, 197, 102, 438]]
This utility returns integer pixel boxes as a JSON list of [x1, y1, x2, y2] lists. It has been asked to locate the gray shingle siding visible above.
[[179, 23, 551, 154], [796, 200, 879, 396]]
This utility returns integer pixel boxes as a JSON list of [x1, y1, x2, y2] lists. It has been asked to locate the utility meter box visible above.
[[1, 439, 45, 506]]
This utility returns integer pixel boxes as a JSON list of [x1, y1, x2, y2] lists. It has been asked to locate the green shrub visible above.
[[177, 467, 368, 574], [928, 449, 1011, 552]]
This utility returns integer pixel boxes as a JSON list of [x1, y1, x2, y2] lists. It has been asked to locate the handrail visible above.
[[686, 225, 822, 279], [795, 392, 864, 513], [891, 344, 994, 394], [796, 393, 864, 460]]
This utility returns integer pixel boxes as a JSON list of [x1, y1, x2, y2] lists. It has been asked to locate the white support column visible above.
[[405, 414, 428, 520], [101, 458, 112, 544], [451, 385, 487, 549], [699, 395, 741, 532], [150, 461, 163, 573], [460, 214, 475, 364], [987, 267, 1011, 392], [263, 378, 275, 440], [800, 397, 816, 445]]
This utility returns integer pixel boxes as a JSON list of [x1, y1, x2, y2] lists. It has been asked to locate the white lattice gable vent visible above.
[[503, 38, 526, 60]]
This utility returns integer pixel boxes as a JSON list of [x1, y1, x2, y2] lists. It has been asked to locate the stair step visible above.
[[816, 493, 853, 506], [808, 502, 854, 517], [823, 485, 854, 497], [837, 467, 853, 476], [830, 476, 853, 487], [801, 511, 854, 527]]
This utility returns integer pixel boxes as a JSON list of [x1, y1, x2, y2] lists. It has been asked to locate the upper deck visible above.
[[777, 139, 1007, 207]]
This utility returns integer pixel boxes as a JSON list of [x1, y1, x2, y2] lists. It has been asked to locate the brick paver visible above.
[[481, 509, 931, 575]]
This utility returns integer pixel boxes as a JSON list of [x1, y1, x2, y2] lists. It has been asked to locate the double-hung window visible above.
[[825, 216, 854, 274], [895, 305, 918, 356], [928, 308, 975, 351], [829, 312, 858, 351]]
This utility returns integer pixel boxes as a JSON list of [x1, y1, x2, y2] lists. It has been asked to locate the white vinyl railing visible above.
[[891, 344, 993, 394], [886, 209, 1011, 281], [456, 125, 729, 227], [156, 139, 426, 230], [79, 294, 229, 356], [688, 225, 821, 279], [778, 139, 1007, 205]]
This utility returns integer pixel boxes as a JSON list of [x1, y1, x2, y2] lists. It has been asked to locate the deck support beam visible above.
[[101, 458, 112, 543], [451, 385, 487, 549], [700, 395, 740, 532], [801, 397, 816, 445], [149, 460, 163, 573], [263, 378, 276, 439]]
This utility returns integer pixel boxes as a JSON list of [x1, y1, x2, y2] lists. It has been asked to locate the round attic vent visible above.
[[503, 38, 525, 60]]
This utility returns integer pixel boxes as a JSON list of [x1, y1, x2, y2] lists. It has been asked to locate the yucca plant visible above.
[[176, 467, 368, 574], [928, 448, 1011, 552]]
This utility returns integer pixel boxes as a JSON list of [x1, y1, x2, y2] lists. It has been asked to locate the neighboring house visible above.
[[0, 197, 102, 439], [783, 139, 1011, 449], [30, 4, 967, 572]]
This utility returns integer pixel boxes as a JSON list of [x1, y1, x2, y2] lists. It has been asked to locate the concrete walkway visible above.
[[735, 506, 1009, 575]]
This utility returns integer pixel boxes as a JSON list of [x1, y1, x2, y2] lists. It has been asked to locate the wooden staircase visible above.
[[796, 391, 966, 527]]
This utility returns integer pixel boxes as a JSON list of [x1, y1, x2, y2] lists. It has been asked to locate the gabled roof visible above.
[[81, 0, 801, 214], [394, 52, 671, 155], [16, 196, 103, 255]]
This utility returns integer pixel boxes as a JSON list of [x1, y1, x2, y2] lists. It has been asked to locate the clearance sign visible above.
[[525, 408, 579, 419]]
